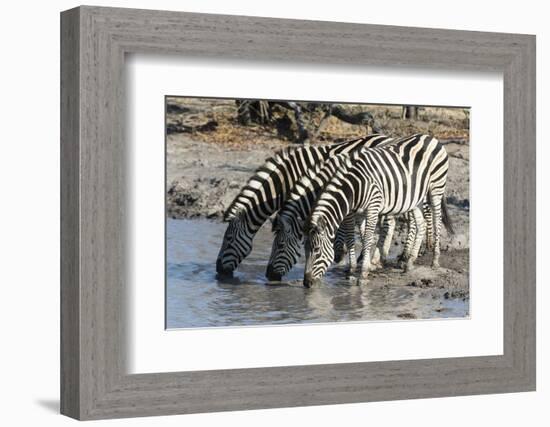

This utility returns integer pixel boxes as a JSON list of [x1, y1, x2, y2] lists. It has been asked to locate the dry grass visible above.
[[166, 97, 469, 149]]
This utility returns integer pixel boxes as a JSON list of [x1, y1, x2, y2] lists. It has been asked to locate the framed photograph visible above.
[[164, 97, 472, 329], [61, 6, 536, 420]]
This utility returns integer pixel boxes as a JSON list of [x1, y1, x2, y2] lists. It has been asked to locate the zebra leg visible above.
[[333, 224, 349, 265], [430, 194, 443, 269], [405, 208, 426, 272], [370, 246, 381, 268], [379, 215, 396, 265], [399, 211, 416, 268], [342, 215, 357, 273], [358, 210, 380, 281], [370, 216, 384, 269], [423, 202, 434, 252]]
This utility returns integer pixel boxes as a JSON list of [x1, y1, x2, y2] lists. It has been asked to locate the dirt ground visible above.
[[166, 98, 470, 301]]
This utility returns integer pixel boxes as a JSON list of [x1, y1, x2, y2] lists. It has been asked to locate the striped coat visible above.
[[303, 134, 453, 287], [216, 134, 394, 276]]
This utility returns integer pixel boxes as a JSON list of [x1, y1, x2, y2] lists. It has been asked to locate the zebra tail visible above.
[[441, 196, 455, 235]]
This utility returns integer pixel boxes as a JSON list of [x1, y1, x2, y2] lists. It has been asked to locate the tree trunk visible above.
[[285, 102, 309, 143], [236, 100, 251, 125], [402, 105, 418, 120]]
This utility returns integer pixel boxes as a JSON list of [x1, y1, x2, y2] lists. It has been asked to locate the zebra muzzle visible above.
[[303, 273, 321, 288], [265, 265, 282, 282], [216, 258, 234, 278]]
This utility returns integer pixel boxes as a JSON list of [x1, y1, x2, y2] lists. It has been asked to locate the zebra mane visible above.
[[280, 154, 348, 216], [224, 135, 393, 221], [275, 165, 321, 228], [307, 155, 356, 235], [305, 214, 329, 235], [224, 145, 302, 221], [343, 153, 355, 169], [302, 158, 328, 181], [309, 153, 349, 183]]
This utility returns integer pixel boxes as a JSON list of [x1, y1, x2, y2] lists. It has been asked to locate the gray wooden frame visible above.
[[60, 5, 536, 420]]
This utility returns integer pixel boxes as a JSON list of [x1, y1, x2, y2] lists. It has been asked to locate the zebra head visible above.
[[303, 216, 334, 288], [216, 209, 253, 277], [266, 214, 303, 281]]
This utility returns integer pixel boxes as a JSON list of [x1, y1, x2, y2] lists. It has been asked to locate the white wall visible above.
[[0, 0, 547, 425]]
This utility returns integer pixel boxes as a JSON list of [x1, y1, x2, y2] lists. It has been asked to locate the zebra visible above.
[[266, 139, 433, 281], [266, 154, 356, 281], [216, 134, 395, 277], [303, 134, 454, 287]]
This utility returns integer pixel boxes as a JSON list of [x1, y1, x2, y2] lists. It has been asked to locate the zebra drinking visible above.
[[266, 155, 355, 281], [216, 134, 394, 277], [303, 134, 454, 287], [266, 142, 432, 281]]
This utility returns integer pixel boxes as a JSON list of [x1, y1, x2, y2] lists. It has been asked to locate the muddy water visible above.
[[167, 219, 468, 329]]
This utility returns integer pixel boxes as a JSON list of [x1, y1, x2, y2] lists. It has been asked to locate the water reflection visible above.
[[166, 219, 468, 328]]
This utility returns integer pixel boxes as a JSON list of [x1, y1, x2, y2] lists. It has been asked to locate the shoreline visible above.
[[167, 217, 470, 310]]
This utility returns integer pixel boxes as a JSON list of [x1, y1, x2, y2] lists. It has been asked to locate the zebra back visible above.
[[224, 134, 393, 225], [310, 134, 447, 236], [224, 145, 327, 224]]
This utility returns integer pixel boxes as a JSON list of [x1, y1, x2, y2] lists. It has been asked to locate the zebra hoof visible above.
[[358, 276, 369, 286], [370, 260, 383, 270], [371, 259, 381, 268], [431, 262, 440, 270], [404, 264, 415, 273]]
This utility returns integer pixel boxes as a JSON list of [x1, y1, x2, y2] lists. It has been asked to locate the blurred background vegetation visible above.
[[166, 97, 469, 148]]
